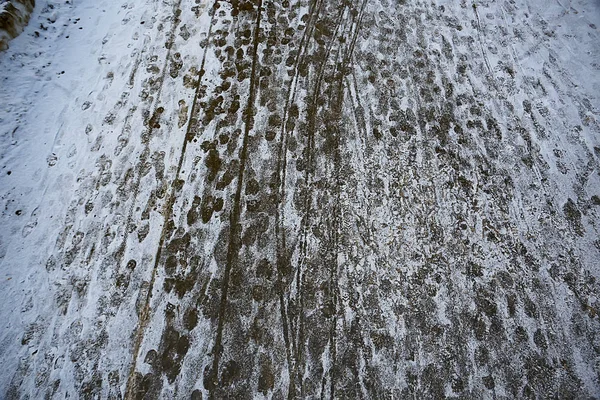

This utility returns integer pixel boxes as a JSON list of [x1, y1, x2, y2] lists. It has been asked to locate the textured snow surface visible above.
[[1, 0, 600, 398]]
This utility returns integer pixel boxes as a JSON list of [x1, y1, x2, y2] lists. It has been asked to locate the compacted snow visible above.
[[0, 0, 599, 398]]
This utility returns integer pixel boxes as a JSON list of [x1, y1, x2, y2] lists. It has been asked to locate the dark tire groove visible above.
[[207, 1, 264, 397], [123, 2, 218, 397]]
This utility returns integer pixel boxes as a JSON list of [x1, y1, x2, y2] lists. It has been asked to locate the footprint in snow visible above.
[[47, 153, 58, 167], [22, 208, 40, 238]]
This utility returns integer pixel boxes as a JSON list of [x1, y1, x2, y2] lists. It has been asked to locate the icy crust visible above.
[[0, 0, 599, 398], [0, 0, 34, 50]]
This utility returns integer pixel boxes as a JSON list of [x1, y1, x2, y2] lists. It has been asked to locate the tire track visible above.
[[207, 0, 263, 396], [273, 0, 324, 394], [287, 3, 351, 395], [320, 33, 346, 400], [123, 2, 218, 397], [316, 4, 365, 395]]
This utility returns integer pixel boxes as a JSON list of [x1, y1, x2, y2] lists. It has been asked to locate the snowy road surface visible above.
[[1, 0, 600, 398]]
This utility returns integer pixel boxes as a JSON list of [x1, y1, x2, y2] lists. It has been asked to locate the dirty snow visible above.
[[1, 0, 599, 398]]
